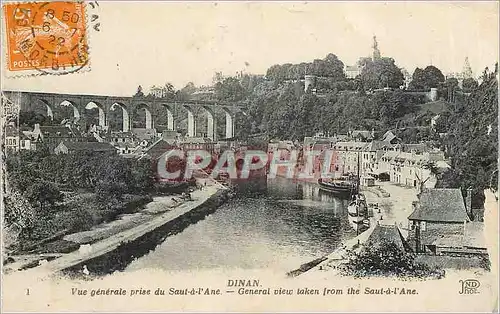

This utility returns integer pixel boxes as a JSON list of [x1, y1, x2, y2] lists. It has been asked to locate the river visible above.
[[124, 177, 355, 273]]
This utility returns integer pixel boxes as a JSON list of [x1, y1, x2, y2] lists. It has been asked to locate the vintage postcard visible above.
[[1, 1, 499, 313]]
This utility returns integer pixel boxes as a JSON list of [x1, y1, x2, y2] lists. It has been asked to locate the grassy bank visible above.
[[8, 193, 154, 255]]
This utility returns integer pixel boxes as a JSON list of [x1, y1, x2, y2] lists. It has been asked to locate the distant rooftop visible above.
[[60, 141, 116, 152]]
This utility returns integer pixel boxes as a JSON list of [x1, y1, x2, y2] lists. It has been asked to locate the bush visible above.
[[339, 240, 445, 279], [54, 207, 95, 232]]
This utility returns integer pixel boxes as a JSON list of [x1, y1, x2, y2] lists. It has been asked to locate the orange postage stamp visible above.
[[3, 1, 89, 75]]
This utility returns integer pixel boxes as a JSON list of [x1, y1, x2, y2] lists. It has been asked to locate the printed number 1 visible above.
[[26, 288, 30, 295]]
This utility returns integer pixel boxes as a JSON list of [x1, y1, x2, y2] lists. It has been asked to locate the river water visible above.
[[125, 177, 355, 273]]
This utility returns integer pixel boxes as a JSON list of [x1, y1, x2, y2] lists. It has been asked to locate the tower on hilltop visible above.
[[372, 35, 381, 61], [462, 57, 473, 80]]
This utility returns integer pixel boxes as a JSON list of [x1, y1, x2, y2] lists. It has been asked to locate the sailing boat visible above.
[[346, 151, 369, 232]]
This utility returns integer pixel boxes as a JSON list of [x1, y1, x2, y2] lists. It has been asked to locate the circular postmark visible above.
[[6, 1, 89, 75]]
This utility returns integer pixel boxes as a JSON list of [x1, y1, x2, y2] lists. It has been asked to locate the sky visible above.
[[2, 1, 499, 96]]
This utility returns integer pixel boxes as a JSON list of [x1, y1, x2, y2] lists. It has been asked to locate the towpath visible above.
[[4, 183, 223, 281]]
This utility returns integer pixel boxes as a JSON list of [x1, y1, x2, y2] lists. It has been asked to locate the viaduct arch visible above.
[[5, 91, 245, 140]]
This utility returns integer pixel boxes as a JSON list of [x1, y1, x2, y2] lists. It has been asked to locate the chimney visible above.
[[466, 188, 473, 220]]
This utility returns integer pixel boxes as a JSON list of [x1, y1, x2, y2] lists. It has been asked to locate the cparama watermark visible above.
[[156, 149, 342, 181]]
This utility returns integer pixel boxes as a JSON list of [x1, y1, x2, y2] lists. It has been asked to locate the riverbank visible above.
[[3, 179, 227, 279], [294, 182, 417, 277]]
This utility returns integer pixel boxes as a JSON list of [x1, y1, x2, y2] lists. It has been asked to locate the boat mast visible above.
[[356, 150, 361, 192]]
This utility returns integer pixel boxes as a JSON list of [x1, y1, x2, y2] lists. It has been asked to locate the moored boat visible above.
[[317, 175, 358, 198], [347, 193, 370, 232]]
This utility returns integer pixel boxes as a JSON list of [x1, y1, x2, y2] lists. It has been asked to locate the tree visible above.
[[131, 158, 155, 192], [409, 66, 445, 90], [339, 239, 444, 278], [4, 188, 35, 232], [322, 53, 346, 80], [265, 53, 346, 83], [215, 77, 246, 102], [437, 64, 498, 208], [462, 77, 479, 93], [134, 85, 145, 97], [359, 57, 404, 89], [18, 111, 49, 127], [442, 78, 460, 102], [24, 180, 63, 212]]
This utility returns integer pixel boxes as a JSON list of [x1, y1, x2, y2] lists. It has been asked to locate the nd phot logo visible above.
[[459, 279, 480, 295]]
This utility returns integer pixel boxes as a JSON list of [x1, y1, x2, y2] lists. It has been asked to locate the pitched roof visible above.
[[382, 130, 398, 143], [333, 141, 371, 151], [60, 141, 116, 152], [303, 136, 337, 147], [408, 188, 470, 222], [367, 224, 405, 249], [371, 140, 393, 150], [109, 132, 134, 138], [161, 130, 178, 139], [131, 128, 156, 141], [145, 139, 177, 159]]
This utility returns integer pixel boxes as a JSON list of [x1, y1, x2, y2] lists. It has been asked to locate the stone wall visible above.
[[407, 220, 464, 253]]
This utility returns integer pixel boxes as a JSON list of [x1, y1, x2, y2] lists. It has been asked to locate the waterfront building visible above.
[[332, 141, 384, 176], [407, 188, 486, 255], [377, 149, 450, 188]]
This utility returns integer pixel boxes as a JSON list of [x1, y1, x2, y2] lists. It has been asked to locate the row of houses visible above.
[[269, 130, 450, 187], [3, 121, 219, 157]]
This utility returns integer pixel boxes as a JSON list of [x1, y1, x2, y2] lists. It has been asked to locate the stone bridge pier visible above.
[[223, 108, 235, 139], [203, 106, 217, 141], [184, 105, 197, 138]]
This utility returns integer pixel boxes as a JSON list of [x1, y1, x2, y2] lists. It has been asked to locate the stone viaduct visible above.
[[3, 91, 245, 140]]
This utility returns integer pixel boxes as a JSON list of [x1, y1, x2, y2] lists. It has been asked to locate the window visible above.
[[421, 221, 427, 231]]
